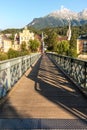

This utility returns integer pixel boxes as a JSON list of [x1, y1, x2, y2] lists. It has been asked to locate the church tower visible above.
[[67, 18, 71, 41]]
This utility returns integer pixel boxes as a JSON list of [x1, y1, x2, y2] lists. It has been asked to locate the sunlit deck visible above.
[[0, 54, 87, 129]]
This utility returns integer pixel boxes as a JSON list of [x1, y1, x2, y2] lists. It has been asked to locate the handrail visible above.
[[47, 53, 87, 96], [0, 53, 41, 98]]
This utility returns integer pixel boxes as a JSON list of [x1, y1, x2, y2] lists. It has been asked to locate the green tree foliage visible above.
[[0, 52, 8, 61], [42, 24, 87, 57], [1, 24, 87, 59], [28, 26, 42, 35], [56, 40, 69, 55], [68, 48, 77, 57], [1, 28, 20, 35], [68, 32, 78, 57], [44, 29, 58, 51], [20, 51, 30, 56], [7, 48, 29, 59], [20, 41, 27, 51], [29, 39, 40, 52], [7, 48, 20, 59], [20, 41, 30, 55]]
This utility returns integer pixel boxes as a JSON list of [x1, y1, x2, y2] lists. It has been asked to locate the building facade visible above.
[[19, 26, 34, 45], [0, 27, 35, 53], [0, 34, 12, 52], [77, 34, 87, 54], [13, 33, 20, 50]]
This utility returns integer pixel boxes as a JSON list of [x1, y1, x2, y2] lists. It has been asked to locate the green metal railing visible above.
[[47, 53, 87, 96], [0, 53, 41, 98]]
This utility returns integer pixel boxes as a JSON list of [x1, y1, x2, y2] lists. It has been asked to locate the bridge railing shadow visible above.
[[27, 54, 87, 126], [0, 55, 51, 129], [0, 54, 87, 129]]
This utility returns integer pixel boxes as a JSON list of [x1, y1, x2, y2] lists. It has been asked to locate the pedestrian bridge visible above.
[[0, 53, 87, 129]]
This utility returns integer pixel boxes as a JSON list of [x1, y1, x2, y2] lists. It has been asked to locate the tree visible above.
[[68, 34, 77, 57], [20, 41, 27, 51], [0, 52, 8, 61], [29, 39, 40, 52], [7, 48, 20, 59], [44, 29, 58, 51], [20, 41, 30, 55], [56, 40, 69, 55]]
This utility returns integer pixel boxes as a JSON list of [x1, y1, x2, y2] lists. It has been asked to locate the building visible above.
[[19, 26, 34, 45], [77, 34, 87, 54], [13, 33, 20, 51], [12, 27, 35, 51], [57, 35, 68, 41], [0, 27, 35, 52], [0, 34, 12, 52]]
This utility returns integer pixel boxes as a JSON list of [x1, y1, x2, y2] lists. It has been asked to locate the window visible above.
[[83, 41, 87, 53]]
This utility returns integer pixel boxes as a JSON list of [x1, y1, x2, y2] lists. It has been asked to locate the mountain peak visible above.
[[47, 6, 78, 20], [82, 8, 87, 12], [60, 6, 70, 12], [28, 7, 87, 29]]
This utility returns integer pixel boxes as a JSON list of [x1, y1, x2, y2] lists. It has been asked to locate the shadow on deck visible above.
[[0, 54, 87, 129]]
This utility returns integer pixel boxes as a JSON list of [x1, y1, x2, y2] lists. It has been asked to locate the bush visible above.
[[57, 40, 69, 55], [20, 41, 27, 51], [68, 48, 77, 58], [7, 48, 30, 59], [0, 52, 8, 61], [7, 48, 19, 59], [20, 50, 30, 56], [29, 39, 40, 52]]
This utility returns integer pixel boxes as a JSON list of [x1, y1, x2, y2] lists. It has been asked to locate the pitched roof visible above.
[[0, 34, 11, 41], [78, 34, 87, 40], [57, 36, 68, 41]]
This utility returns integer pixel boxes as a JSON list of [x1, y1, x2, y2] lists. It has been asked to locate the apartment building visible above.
[[0, 34, 12, 52], [77, 34, 87, 54]]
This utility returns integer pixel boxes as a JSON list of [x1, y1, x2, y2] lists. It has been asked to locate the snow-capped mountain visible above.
[[48, 7, 78, 20], [28, 7, 87, 29], [78, 8, 87, 20]]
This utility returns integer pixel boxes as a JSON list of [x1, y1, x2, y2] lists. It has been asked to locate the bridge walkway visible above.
[[0, 54, 87, 129]]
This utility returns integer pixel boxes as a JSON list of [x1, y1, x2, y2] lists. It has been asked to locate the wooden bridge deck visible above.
[[0, 54, 87, 129]]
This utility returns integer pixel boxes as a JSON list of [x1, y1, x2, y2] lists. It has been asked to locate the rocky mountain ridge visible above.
[[28, 7, 87, 29]]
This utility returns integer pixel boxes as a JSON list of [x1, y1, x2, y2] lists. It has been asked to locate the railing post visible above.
[[6, 62, 11, 90], [84, 62, 87, 88], [70, 58, 73, 77], [0, 53, 41, 99], [19, 58, 22, 78], [47, 52, 87, 96]]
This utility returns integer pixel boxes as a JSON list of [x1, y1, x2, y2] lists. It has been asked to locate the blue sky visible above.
[[0, 0, 87, 30]]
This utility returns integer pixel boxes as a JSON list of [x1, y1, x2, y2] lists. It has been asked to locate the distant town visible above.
[[0, 23, 87, 61]]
